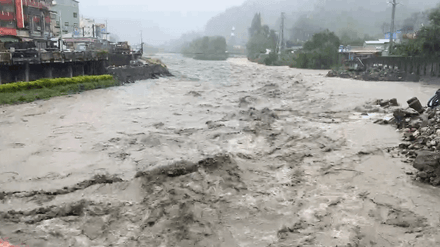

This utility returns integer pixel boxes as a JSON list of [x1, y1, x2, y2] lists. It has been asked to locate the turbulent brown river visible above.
[[2, 54, 440, 246]]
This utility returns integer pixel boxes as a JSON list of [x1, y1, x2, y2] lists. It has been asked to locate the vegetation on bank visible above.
[[0, 75, 117, 105], [181, 36, 229, 60], [246, 13, 340, 69], [246, 13, 278, 62], [290, 31, 340, 69], [395, 6, 440, 57]]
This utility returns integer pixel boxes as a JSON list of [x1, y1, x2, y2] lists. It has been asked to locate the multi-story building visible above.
[[49, 0, 79, 36], [80, 16, 108, 40], [79, 17, 93, 37], [0, 0, 51, 39]]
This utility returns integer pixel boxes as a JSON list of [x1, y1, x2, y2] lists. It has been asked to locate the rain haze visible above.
[[5, 0, 440, 246], [79, 0, 248, 45]]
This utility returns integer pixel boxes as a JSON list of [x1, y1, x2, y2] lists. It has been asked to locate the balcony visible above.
[[23, 0, 49, 10], [0, 0, 14, 5], [0, 11, 15, 21], [0, 11, 14, 20]]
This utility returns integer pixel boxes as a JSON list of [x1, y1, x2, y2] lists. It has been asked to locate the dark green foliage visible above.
[[395, 6, 440, 57], [246, 13, 278, 60], [291, 30, 340, 69], [0, 78, 117, 105], [264, 52, 279, 65], [249, 13, 263, 38], [181, 36, 228, 60], [0, 75, 114, 93]]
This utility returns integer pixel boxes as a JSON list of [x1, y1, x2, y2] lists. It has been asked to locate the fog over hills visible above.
[[203, 0, 440, 45]]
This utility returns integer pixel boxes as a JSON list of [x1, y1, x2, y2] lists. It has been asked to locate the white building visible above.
[[80, 17, 94, 37], [80, 17, 108, 40]]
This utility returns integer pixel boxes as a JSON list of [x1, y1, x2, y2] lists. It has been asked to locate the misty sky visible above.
[[79, 0, 247, 45]]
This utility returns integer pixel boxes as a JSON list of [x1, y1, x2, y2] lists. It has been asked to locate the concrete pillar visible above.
[[100, 60, 106, 75], [25, 63, 30, 82], [90, 62, 93, 75], [68, 64, 73, 78], [45, 66, 53, 78], [88, 63, 93, 75]]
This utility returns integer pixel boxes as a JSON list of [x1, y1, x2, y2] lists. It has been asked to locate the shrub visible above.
[[0, 75, 114, 93]]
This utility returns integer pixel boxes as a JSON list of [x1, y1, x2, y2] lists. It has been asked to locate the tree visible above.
[[396, 6, 440, 57], [180, 36, 228, 60], [292, 30, 340, 69], [249, 13, 262, 38], [246, 13, 278, 60]]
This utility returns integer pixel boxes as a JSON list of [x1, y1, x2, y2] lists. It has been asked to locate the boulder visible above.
[[413, 151, 440, 172], [389, 98, 399, 106]]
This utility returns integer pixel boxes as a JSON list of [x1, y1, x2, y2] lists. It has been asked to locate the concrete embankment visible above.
[[107, 63, 173, 83]]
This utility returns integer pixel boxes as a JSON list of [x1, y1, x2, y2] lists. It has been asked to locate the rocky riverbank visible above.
[[327, 66, 421, 82], [363, 96, 440, 186]]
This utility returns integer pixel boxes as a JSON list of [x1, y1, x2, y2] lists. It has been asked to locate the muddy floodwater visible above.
[[2, 54, 440, 246]]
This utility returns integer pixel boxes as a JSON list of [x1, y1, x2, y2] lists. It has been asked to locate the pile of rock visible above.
[[327, 66, 420, 82], [361, 67, 406, 81], [373, 97, 440, 185]]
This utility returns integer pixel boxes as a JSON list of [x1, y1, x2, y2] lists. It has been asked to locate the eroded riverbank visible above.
[[1, 54, 440, 246]]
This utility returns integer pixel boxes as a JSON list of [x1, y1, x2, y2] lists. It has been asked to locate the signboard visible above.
[[73, 28, 80, 37], [15, 0, 24, 28], [385, 31, 401, 40], [0, 27, 17, 36], [63, 37, 96, 43]]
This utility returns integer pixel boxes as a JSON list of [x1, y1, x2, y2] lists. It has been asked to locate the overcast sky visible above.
[[79, 0, 247, 45]]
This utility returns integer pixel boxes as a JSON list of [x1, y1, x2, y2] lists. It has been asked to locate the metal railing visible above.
[[0, 49, 109, 64]]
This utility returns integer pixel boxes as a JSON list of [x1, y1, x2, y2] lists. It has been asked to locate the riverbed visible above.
[[1, 54, 440, 246]]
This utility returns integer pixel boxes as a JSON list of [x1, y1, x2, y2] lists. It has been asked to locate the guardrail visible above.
[[0, 50, 109, 65]]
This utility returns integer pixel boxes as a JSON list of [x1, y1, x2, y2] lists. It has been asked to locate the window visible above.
[[73, 23, 78, 28], [64, 22, 69, 26], [73, 12, 77, 18], [56, 21, 60, 27]]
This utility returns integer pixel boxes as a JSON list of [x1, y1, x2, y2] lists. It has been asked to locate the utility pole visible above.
[[389, 0, 398, 54], [59, 12, 63, 51], [140, 30, 143, 54], [279, 12, 285, 53], [106, 20, 108, 41]]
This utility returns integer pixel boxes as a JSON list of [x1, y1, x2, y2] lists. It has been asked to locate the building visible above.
[[49, 0, 79, 36], [0, 0, 52, 40], [79, 16, 93, 37], [79, 17, 107, 40]]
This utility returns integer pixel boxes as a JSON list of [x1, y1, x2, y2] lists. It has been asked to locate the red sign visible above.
[[15, 0, 24, 29], [0, 237, 29, 247], [0, 27, 17, 36]]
